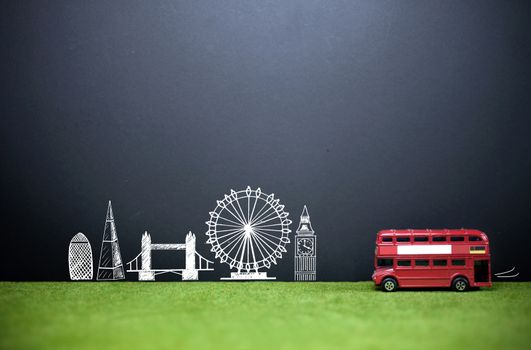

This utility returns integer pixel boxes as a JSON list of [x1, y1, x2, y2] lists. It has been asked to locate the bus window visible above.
[[415, 260, 429, 266], [452, 259, 466, 266], [397, 260, 411, 266], [382, 237, 393, 242], [414, 236, 428, 242], [433, 259, 447, 266], [377, 259, 393, 267], [469, 236, 482, 241], [396, 237, 410, 243], [432, 236, 446, 242], [450, 236, 465, 242]]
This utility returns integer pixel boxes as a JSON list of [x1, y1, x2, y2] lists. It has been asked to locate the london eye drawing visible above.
[[206, 186, 292, 280]]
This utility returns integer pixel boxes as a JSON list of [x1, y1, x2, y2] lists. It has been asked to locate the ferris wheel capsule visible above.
[[281, 237, 291, 244]]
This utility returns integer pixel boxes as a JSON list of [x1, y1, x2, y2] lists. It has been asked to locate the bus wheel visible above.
[[382, 278, 398, 292], [452, 277, 469, 292]]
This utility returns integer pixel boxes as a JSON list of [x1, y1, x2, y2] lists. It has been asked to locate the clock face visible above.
[[297, 238, 314, 256]]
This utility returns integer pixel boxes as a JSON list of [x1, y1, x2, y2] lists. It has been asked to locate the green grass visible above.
[[0, 282, 530, 350]]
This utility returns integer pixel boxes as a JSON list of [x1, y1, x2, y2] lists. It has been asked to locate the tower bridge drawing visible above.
[[126, 231, 214, 281]]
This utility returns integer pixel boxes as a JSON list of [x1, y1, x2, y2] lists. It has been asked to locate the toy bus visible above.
[[372, 229, 491, 292]]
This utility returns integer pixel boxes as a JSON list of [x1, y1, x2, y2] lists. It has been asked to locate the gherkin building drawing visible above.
[[97, 201, 125, 280], [68, 232, 93, 280]]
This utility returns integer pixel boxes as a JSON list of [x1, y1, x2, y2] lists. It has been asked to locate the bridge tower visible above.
[[183, 231, 198, 280], [140, 231, 155, 281]]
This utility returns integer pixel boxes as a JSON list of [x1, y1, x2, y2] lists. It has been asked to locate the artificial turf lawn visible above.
[[0, 282, 530, 350]]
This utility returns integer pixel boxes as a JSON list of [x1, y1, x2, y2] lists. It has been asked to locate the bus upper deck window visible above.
[[468, 236, 482, 241], [433, 259, 447, 266], [396, 237, 410, 243], [432, 236, 446, 242], [414, 236, 428, 242], [450, 236, 465, 242], [382, 237, 393, 242], [415, 260, 429, 266]]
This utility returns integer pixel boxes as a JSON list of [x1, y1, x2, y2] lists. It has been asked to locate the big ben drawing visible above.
[[294, 205, 316, 281]]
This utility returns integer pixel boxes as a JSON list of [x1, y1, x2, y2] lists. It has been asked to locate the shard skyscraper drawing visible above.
[[97, 201, 125, 280]]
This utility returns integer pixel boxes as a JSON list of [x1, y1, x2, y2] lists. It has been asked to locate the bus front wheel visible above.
[[382, 278, 398, 292], [452, 277, 469, 292]]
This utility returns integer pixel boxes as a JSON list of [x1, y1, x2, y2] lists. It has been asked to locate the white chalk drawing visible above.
[[494, 266, 519, 278], [68, 232, 94, 280], [206, 186, 291, 280], [97, 201, 125, 280], [126, 231, 213, 281], [294, 205, 316, 281]]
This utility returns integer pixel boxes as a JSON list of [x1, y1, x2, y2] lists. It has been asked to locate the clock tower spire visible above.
[[296, 205, 314, 234], [294, 205, 316, 281]]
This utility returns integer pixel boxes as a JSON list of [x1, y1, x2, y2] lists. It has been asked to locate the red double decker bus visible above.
[[372, 229, 492, 292]]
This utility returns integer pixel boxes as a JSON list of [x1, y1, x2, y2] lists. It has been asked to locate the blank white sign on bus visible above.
[[397, 245, 452, 255]]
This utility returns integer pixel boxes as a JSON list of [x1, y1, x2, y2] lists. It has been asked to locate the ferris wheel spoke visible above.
[[235, 235, 248, 269], [246, 234, 252, 265], [253, 213, 283, 227], [222, 205, 246, 225], [216, 228, 245, 241], [253, 228, 280, 249], [254, 229, 284, 243], [250, 204, 276, 226], [217, 215, 245, 226], [247, 233, 259, 269], [215, 222, 244, 228], [252, 232, 274, 257], [253, 228, 283, 246], [249, 193, 259, 224], [250, 233, 267, 263], [218, 232, 245, 250], [253, 227, 285, 234], [252, 231, 277, 255], [249, 237, 258, 272], [248, 198, 270, 225], [253, 232, 274, 263], [252, 209, 278, 226], [247, 195, 251, 223], [253, 222, 283, 229], [233, 196, 248, 224], [224, 232, 246, 257], [229, 200, 247, 225], [215, 227, 245, 234], [242, 234, 248, 265], [250, 199, 276, 223]]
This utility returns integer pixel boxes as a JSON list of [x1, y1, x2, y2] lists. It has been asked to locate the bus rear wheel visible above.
[[452, 277, 469, 292], [382, 278, 398, 292]]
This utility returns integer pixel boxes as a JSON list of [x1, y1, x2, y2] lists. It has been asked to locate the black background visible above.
[[1, 1, 530, 281]]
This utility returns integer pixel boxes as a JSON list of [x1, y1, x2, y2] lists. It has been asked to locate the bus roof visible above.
[[377, 229, 487, 237]]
